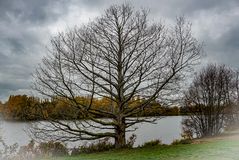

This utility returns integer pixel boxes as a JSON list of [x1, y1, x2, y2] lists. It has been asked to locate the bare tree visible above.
[[233, 70, 239, 121], [225, 70, 239, 126], [183, 64, 234, 137], [32, 4, 201, 148], [0, 126, 18, 160]]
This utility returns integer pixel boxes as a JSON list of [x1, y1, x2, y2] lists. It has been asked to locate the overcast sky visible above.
[[0, 0, 239, 101]]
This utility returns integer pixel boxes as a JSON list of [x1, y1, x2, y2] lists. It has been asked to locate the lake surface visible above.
[[0, 116, 183, 148]]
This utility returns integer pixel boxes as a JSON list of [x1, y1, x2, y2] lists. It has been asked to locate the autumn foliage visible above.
[[0, 95, 180, 121]]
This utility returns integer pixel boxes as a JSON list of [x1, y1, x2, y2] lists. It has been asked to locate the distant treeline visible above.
[[0, 95, 181, 121]]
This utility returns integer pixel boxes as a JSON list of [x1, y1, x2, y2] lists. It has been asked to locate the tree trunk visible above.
[[114, 117, 126, 148]]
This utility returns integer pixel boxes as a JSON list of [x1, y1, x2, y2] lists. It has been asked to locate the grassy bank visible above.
[[43, 139, 239, 160]]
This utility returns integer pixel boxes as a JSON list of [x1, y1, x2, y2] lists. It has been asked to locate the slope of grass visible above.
[[44, 139, 239, 160]]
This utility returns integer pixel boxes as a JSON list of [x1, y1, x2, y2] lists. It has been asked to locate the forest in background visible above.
[[0, 95, 180, 121]]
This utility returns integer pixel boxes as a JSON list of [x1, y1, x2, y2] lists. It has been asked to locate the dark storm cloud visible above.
[[0, 0, 71, 100], [219, 25, 239, 53], [204, 22, 239, 67], [0, 0, 239, 101], [160, 0, 237, 15], [0, 0, 68, 24]]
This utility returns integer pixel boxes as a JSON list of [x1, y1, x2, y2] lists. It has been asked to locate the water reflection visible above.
[[1, 116, 182, 148]]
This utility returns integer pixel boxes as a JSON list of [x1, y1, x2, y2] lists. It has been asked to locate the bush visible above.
[[14, 140, 68, 159], [79, 138, 115, 154], [0, 136, 18, 160], [125, 134, 136, 148], [37, 141, 68, 156], [140, 139, 163, 148], [171, 139, 192, 145], [70, 147, 81, 156], [73, 135, 137, 155]]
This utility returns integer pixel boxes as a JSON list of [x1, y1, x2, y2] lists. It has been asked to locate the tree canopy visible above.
[[32, 4, 201, 148]]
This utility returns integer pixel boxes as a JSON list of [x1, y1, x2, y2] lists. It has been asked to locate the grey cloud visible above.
[[0, 0, 69, 25], [0, 81, 24, 91], [221, 26, 239, 52], [0, 0, 239, 101], [204, 22, 239, 67], [173, 0, 238, 15], [5, 37, 25, 55]]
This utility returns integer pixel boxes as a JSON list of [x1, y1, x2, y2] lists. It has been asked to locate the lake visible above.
[[0, 116, 183, 148]]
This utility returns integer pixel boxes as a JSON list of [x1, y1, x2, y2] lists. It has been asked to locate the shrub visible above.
[[0, 139, 69, 159], [125, 134, 137, 148], [181, 125, 194, 140], [79, 138, 114, 153], [37, 141, 68, 156], [17, 140, 36, 159], [70, 147, 81, 156], [0, 136, 18, 160], [171, 139, 192, 145], [72, 135, 137, 155], [140, 139, 163, 148]]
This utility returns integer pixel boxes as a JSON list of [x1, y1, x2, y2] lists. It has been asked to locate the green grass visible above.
[[44, 140, 239, 160]]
